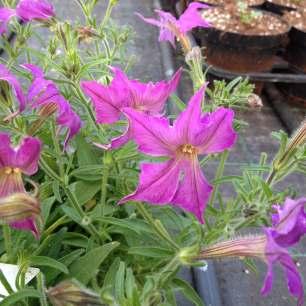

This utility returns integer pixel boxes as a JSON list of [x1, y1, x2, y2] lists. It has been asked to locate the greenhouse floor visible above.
[[53, 1, 306, 305]]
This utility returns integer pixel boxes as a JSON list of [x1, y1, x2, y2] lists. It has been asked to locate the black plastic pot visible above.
[[285, 27, 306, 73], [264, 0, 306, 15], [196, 13, 289, 74]]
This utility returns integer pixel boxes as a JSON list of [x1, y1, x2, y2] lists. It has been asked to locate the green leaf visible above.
[[115, 261, 126, 303], [128, 247, 173, 259], [96, 217, 153, 235], [62, 232, 89, 248], [76, 134, 100, 166], [41, 196, 56, 222], [68, 181, 101, 206], [70, 242, 119, 284], [1, 289, 41, 306], [172, 278, 204, 306], [70, 164, 104, 181], [47, 249, 85, 283], [30, 256, 69, 274]]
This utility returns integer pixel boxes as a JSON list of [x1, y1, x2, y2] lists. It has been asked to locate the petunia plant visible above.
[[0, 1, 304, 306]]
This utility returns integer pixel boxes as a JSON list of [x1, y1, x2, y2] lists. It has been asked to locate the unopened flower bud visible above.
[[0, 193, 40, 224], [247, 93, 263, 109], [185, 46, 202, 64], [47, 280, 103, 306]]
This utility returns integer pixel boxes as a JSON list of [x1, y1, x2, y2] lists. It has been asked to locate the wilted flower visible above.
[[0, 7, 16, 35], [22, 64, 82, 148], [0, 133, 41, 237], [120, 86, 236, 223], [0, 192, 40, 227], [198, 197, 306, 306], [136, 3, 210, 50], [81, 67, 181, 149], [47, 279, 103, 306], [16, 0, 55, 22], [247, 93, 263, 108], [0, 64, 26, 113]]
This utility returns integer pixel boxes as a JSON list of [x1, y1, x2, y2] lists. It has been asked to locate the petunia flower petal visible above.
[[56, 97, 82, 149], [81, 80, 126, 124], [172, 158, 212, 223], [0, 64, 26, 112], [0, 133, 15, 167], [136, 11, 176, 46], [271, 197, 306, 248], [123, 107, 176, 157], [195, 107, 237, 154], [173, 86, 206, 144], [177, 2, 210, 33], [119, 159, 182, 205], [262, 229, 304, 305], [11, 218, 39, 239], [0, 8, 16, 35], [15, 137, 42, 175], [109, 125, 132, 150], [16, 0, 55, 22]]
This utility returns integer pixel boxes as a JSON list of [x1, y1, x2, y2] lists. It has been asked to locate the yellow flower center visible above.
[[180, 144, 197, 156], [4, 167, 21, 175]]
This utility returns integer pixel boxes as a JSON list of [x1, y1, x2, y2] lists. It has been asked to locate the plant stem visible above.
[[136, 203, 179, 251], [208, 150, 229, 207], [37, 273, 48, 306], [3, 225, 12, 261], [63, 186, 101, 242]]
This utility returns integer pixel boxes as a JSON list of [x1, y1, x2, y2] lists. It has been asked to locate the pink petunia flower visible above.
[[0, 8, 16, 35], [119, 86, 237, 223], [81, 67, 181, 149], [22, 64, 82, 148], [16, 0, 55, 22], [198, 197, 306, 306], [0, 133, 41, 238], [270, 197, 306, 248], [136, 2, 210, 48]]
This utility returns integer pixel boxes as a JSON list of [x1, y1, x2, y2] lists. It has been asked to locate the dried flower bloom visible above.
[[81, 67, 181, 149], [47, 279, 103, 306], [247, 93, 263, 108], [120, 86, 236, 223], [0, 192, 40, 225], [0, 133, 41, 237], [136, 3, 210, 50]]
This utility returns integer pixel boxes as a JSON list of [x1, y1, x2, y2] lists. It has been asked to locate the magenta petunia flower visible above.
[[199, 231, 304, 306], [261, 229, 304, 306], [0, 133, 41, 238], [136, 2, 210, 47], [0, 7, 16, 35], [22, 64, 82, 148], [119, 86, 236, 223], [81, 67, 181, 149], [0, 64, 26, 112], [16, 0, 55, 22], [270, 197, 306, 248]]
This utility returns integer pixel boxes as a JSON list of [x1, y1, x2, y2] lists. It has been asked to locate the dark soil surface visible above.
[[283, 9, 306, 31], [202, 7, 289, 35]]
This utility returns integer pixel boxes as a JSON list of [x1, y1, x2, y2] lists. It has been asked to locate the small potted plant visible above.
[[195, 1, 289, 91]]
